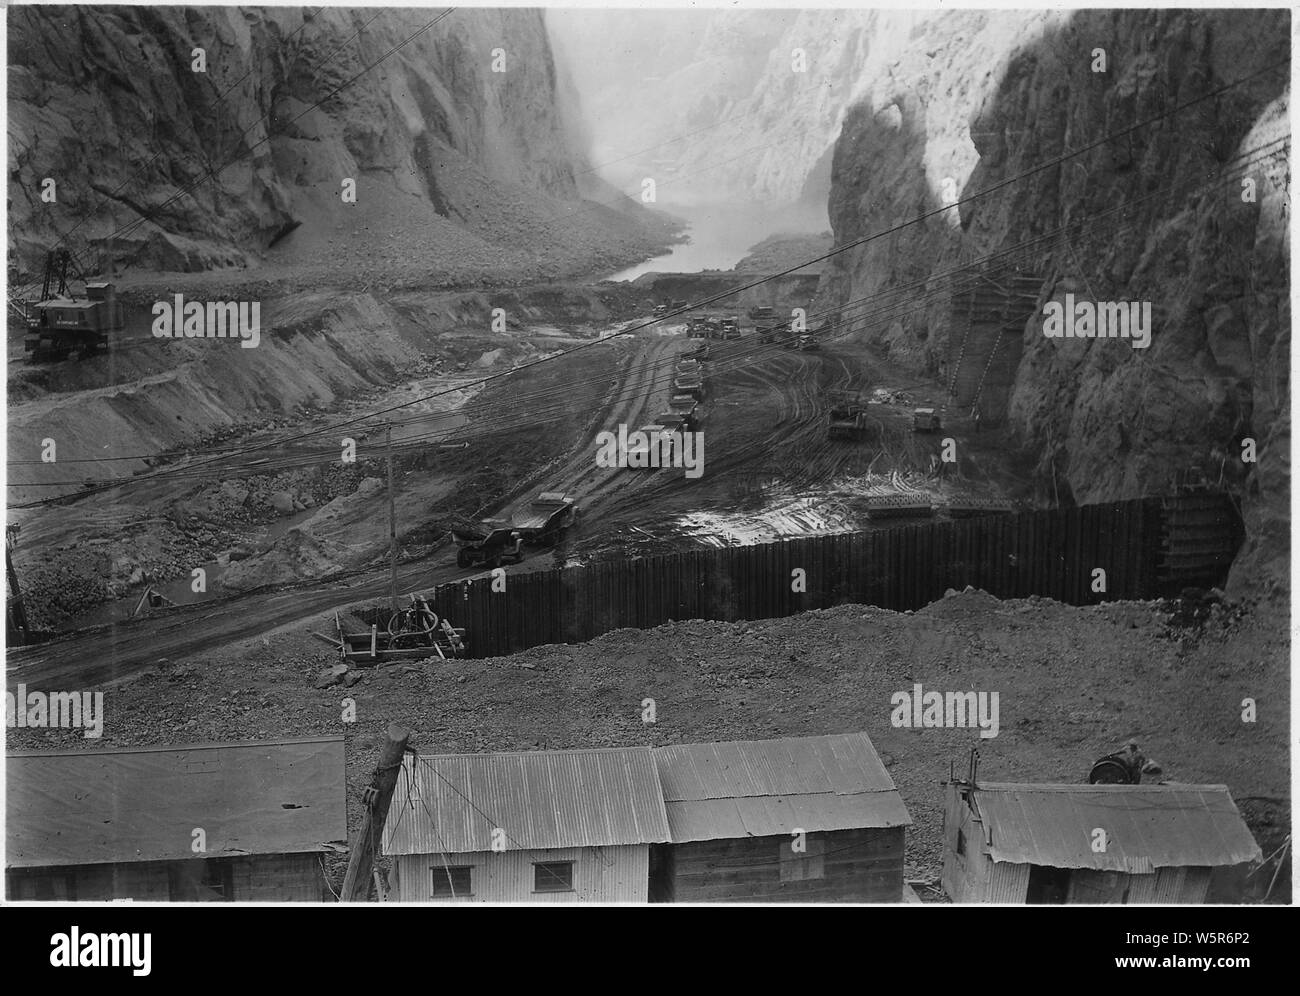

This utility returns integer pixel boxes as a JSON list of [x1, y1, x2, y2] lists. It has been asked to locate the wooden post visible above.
[[341, 723, 410, 902], [387, 423, 398, 615], [5, 525, 29, 645]]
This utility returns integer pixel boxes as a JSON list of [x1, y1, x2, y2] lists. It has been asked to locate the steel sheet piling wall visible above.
[[429, 495, 1234, 659]]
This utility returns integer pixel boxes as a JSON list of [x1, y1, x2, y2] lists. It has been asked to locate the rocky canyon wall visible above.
[[817, 8, 1289, 593]]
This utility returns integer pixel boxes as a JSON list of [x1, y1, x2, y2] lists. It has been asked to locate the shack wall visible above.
[[666, 828, 904, 903], [393, 845, 648, 903], [941, 783, 992, 902], [6, 853, 326, 902]]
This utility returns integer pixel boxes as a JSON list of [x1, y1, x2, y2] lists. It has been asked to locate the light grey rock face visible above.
[[817, 8, 1289, 592], [8, 7, 586, 272]]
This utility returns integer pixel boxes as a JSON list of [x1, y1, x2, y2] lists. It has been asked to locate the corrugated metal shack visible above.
[[650, 733, 912, 902], [382, 746, 670, 902], [942, 781, 1262, 903], [5, 737, 347, 901]]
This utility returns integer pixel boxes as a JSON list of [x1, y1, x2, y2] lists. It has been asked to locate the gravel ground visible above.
[[8, 586, 1288, 901]]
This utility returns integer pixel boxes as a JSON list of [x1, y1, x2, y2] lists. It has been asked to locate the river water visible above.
[[607, 203, 808, 281]]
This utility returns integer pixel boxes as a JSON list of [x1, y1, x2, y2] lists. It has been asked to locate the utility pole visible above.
[[5, 524, 29, 646], [386, 422, 398, 616], [341, 723, 410, 902]]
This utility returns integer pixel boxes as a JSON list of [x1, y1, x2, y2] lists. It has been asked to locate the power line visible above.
[[10, 117, 1284, 504], [9, 133, 1282, 506]]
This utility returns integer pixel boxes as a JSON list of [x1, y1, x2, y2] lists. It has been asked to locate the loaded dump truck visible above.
[[510, 491, 578, 546], [656, 410, 698, 433], [452, 523, 524, 569], [912, 408, 942, 432], [827, 392, 869, 440], [673, 371, 705, 400]]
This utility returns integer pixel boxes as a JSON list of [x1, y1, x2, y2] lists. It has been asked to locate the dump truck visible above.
[[673, 372, 705, 400], [913, 408, 942, 432], [22, 249, 125, 361], [656, 410, 699, 433], [747, 305, 776, 322], [669, 392, 699, 414], [653, 304, 670, 318], [510, 491, 578, 546], [827, 393, 869, 440], [452, 523, 525, 569], [685, 341, 711, 361], [687, 318, 708, 339], [720, 316, 741, 339]]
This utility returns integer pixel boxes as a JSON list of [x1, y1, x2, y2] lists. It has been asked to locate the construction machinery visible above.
[[913, 408, 942, 432], [452, 523, 525, 569], [669, 392, 699, 416], [684, 340, 711, 360], [686, 318, 707, 339], [747, 305, 776, 322], [1088, 742, 1162, 784], [720, 316, 741, 339], [827, 392, 870, 441], [334, 596, 466, 663], [673, 370, 705, 400], [21, 249, 125, 361], [510, 491, 579, 546], [656, 409, 699, 434]]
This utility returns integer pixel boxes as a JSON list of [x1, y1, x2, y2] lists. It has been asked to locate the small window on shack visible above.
[[779, 834, 826, 882], [430, 865, 472, 899], [533, 861, 574, 893]]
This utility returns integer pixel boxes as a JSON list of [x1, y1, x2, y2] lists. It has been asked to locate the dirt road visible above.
[[6, 321, 1014, 689]]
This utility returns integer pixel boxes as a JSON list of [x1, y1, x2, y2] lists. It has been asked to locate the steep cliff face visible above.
[[548, 8, 839, 209], [817, 8, 1290, 592], [8, 5, 667, 283]]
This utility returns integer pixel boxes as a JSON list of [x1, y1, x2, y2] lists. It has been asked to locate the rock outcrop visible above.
[[816, 8, 1289, 593], [8, 6, 669, 283]]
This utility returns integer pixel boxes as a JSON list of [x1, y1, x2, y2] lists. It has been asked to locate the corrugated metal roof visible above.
[[973, 782, 1262, 872], [383, 746, 670, 855], [653, 733, 912, 842], [6, 737, 347, 869]]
